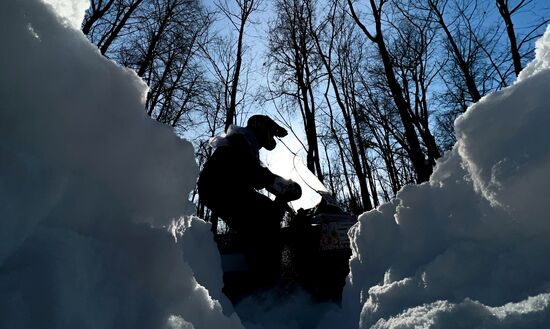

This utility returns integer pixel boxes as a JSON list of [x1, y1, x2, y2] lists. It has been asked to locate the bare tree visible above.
[[496, 0, 550, 77], [266, 0, 325, 182], [82, 0, 117, 35], [84, 0, 211, 131], [427, 0, 484, 103], [83, 0, 146, 55], [347, 0, 435, 183], [388, 4, 442, 165], [309, 0, 374, 210], [216, 0, 262, 131]]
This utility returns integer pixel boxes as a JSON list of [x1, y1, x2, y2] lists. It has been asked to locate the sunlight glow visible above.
[[264, 134, 325, 210]]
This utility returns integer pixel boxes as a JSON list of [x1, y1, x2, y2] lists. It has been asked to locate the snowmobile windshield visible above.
[[280, 157, 329, 210]]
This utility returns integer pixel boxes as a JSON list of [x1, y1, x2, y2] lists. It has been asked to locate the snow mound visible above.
[[323, 24, 550, 329], [456, 58, 550, 228], [0, 0, 241, 328], [518, 25, 550, 81]]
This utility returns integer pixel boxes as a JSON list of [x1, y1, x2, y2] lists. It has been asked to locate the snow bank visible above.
[[234, 288, 339, 329], [323, 24, 550, 328], [0, 0, 241, 328]]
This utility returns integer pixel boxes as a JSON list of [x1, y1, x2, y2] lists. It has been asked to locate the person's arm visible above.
[[228, 134, 301, 200]]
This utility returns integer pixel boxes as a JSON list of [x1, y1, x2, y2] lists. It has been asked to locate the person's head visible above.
[[246, 115, 288, 150]]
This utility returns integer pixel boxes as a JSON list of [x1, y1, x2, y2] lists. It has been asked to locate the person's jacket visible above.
[[197, 125, 276, 201]]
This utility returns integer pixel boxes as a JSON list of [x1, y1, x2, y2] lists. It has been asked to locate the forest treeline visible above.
[[83, 0, 548, 215]]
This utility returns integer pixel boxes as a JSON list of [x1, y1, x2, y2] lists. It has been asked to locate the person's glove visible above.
[[268, 176, 302, 201]]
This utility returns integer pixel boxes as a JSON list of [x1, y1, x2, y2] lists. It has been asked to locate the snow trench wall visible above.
[[321, 25, 550, 329], [0, 0, 242, 328]]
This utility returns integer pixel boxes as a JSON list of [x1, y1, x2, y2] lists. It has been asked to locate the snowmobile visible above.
[[214, 181, 357, 303], [279, 191, 356, 302]]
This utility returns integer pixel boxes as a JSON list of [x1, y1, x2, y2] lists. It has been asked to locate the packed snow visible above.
[[1, 0, 241, 328], [2, 0, 550, 328]]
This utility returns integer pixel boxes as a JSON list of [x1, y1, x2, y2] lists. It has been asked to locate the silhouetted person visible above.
[[197, 115, 301, 297]]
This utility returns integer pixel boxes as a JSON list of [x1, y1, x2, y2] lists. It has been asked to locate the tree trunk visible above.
[[430, 0, 482, 102], [82, 0, 116, 35], [225, 18, 246, 131], [496, 0, 522, 77]]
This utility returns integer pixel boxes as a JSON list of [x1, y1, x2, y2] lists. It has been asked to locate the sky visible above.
[[3, 0, 550, 328]]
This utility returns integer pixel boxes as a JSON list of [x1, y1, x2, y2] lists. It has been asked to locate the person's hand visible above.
[[270, 177, 302, 201]]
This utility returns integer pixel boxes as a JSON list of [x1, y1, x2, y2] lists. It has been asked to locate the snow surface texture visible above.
[[0, 0, 242, 328], [319, 25, 550, 329]]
